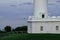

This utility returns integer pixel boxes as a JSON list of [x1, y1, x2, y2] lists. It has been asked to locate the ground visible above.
[[0, 32, 60, 40]]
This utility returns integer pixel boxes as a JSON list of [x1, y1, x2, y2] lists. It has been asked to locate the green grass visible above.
[[0, 33, 60, 40]]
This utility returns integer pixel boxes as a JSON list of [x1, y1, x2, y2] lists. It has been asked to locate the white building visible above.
[[27, 0, 60, 33]]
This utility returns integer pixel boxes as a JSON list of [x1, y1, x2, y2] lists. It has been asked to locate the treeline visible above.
[[0, 26, 27, 33]]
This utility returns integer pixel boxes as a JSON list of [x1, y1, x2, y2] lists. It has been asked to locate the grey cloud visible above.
[[48, 2, 56, 5], [19, 2, 33, 6], [23, 2, 33, 5], [48, 3, 55, 5], [9, 2, 33, 7], [10, 5, 17, 7], [56, 1, 60, 2]]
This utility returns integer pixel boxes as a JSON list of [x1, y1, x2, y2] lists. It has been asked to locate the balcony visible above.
[[27, 16, 60, 22]]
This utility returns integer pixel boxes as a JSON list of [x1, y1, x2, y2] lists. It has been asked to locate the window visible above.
[[40, 26, 43, 31], [56, 26, 59, 30], [42, 14, 45, 18]]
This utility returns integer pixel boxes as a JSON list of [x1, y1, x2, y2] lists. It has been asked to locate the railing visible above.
[[28, 16, 60, 21]]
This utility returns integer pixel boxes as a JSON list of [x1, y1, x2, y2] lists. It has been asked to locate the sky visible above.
[[0, 0, 60, 30]]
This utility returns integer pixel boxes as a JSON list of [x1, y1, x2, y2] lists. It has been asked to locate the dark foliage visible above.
[[4, 26, 11, 32], [15, 26, 27, 31]]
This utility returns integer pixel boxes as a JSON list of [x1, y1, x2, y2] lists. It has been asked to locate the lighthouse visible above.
[[28, 0, 60, 33], [34, 0, 48, 18]]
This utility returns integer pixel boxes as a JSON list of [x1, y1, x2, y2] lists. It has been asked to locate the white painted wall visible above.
[[28, 22, 32, 33], [28, 21, 60, 33]]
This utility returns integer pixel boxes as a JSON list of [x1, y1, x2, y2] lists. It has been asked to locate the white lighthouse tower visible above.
[[34, 0, 48, 18], [28, 0, 60, 33]]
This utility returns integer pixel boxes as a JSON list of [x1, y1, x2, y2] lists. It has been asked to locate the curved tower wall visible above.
[[34, 0, 48, 18]]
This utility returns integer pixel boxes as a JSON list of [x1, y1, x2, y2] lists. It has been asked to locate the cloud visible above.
[[9, 2, 33, 7], [56, 1, 60, 2], [48, 3, 55, 5], [23, 2, 33, 5], [10, 5, 17, 7], [19, 2, 33, 6], [48, 2, 56, 5]]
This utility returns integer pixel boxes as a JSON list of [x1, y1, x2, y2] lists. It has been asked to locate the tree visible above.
[[21, 26, 27, 31], [4, 26, 11, 32], [15, 26, 27, 31], [15, 27, 21, 31]]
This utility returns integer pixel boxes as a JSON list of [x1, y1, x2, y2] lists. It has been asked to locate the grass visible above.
[[0, 33, 60, 40]]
